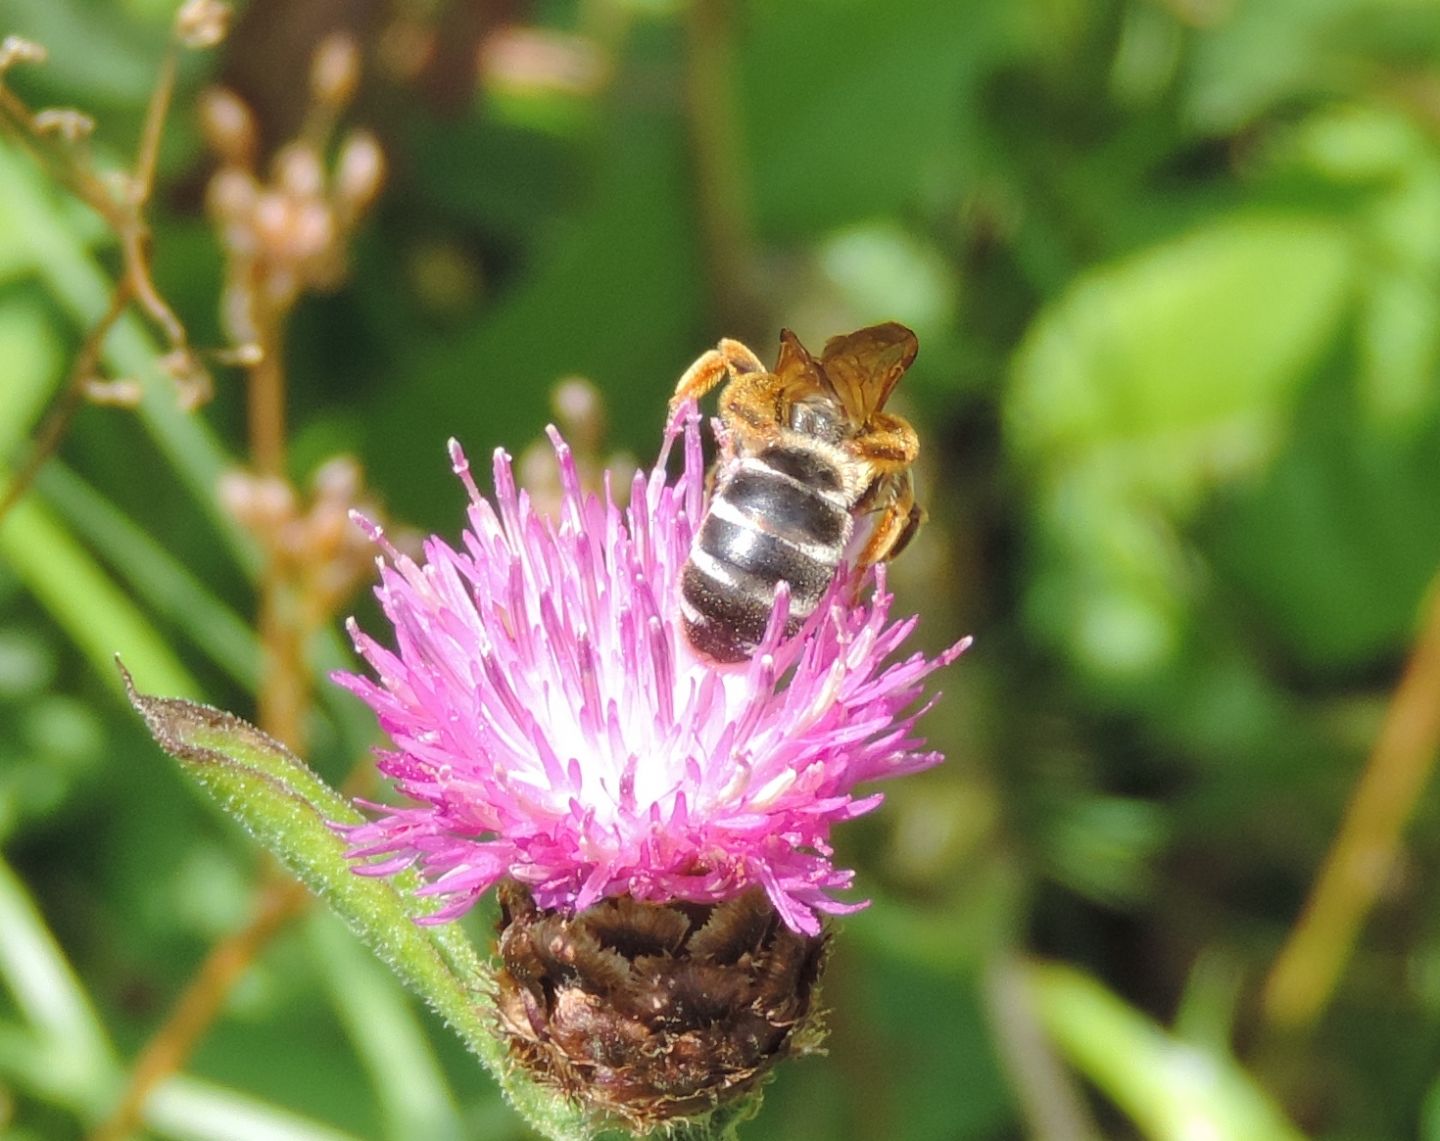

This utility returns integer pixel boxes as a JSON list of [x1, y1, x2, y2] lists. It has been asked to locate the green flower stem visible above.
[[122, 666, 496, 1045]]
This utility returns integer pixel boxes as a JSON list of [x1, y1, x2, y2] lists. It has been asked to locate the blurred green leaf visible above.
[[304, 912, 466, 1141], [1041, 794, 1166, 907], [405, 119, 588, 241], [1010, 212, 1352, 492], [36, 462, 260, 689], [0, 296, 64, 455], [1186, 105, 1440, 670], [0, 854, 112, 1083], [1205, 355, 1440, 668], [811, 222, 959, 344], [2, 0, 163, 105], [0, 483, 198, 699], [1423, 1070, 1440, 1141], [1028, 960, 1306, 1141], [1188, 0, 1440, 132], [1008, 211, 1353, 679], [0, 627, 57, 699], [142, 1078, 370, 1141], [2, 858, 366, 1138], [742, 0, 1015, 235], [0, 853, 372, 1137], [0, 694, 104, 840], [1278, 105, 1440, 433]]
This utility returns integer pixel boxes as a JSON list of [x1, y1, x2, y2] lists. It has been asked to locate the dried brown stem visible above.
[[0, 23, 211, 528], [1261, 569, 1440, 1028], [107, 26, 202, 375], [133, 41, 179, 204], [120, 226, 194, 361], [256, 528, 306, 757], [246, 320, 288, 478], [245, 279, 300, 745], [0, 87, 119, 226]]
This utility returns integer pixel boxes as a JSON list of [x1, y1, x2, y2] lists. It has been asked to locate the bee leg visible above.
[[855, 471, 924, 567], [854, 412, 919, 473], [885, 501, 926, 560], [669, 339, 766, 410]]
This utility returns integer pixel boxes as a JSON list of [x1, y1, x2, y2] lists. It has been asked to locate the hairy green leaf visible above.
[[122, 667, 744, 1141]]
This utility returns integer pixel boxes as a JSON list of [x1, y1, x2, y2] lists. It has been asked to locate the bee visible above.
[[670, 321, 923, 663]]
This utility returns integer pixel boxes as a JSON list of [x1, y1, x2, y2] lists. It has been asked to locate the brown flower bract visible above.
[[495, 881, 827, 1133]]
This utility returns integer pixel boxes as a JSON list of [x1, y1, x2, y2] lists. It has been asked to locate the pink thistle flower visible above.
[[337, 412, 968, 937]]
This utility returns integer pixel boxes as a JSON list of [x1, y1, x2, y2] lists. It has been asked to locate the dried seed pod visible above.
[[0, 37, 47, 70], [205, 167, 259, 229], [310, 33, 361, 110], [175, 0, 231, 50], [199, 87, 257, 169], [218, 470, 296, 535], [272, 142, 325, 200], [33, 109, 94, 141], [334, 130, 386, 224]]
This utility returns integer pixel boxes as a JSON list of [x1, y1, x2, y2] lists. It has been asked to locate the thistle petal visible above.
[[337, 415, 967, 933]]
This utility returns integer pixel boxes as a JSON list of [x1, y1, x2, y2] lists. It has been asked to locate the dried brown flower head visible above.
[[495, 883, 827, 1133]]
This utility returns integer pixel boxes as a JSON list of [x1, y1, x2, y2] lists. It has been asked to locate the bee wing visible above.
[[773, 328, 829, 401], [819, 322, 918, 423]]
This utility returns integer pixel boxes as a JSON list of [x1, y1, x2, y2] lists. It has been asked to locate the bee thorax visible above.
[[787, 398, 846, 443]]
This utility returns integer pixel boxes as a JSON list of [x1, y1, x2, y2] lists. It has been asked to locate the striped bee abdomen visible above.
[[680, 450, 853, 663]]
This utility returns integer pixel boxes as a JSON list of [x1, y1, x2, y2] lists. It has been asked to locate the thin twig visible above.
[[0, 23, 208, 529], [124, 36, 197, 355], [0, 86, 121, 225], [245, 322, 288, 478], [120, 225, 193, 358], [132, 38, 179, 204], [256, 531, 306, 753], [1261, 568, 1440, 1028]]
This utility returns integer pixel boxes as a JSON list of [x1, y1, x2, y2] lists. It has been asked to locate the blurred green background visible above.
[[4, 0, 1440, 1138]]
